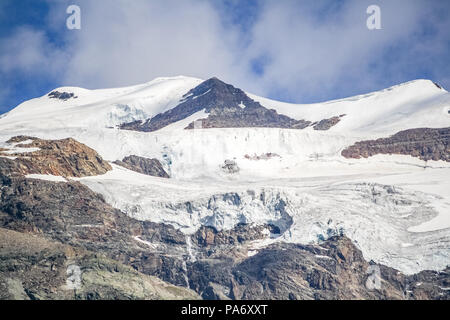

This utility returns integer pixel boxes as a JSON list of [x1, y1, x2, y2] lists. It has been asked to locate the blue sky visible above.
[[0, 0, 449, 114]]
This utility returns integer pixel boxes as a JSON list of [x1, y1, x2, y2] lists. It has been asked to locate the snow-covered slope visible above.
[[250, 79, 450, 136], [1, 76, 203, 130], [1, 76, 449, 275]]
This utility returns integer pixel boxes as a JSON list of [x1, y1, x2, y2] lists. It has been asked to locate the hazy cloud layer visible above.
[[0, 0, 449, 112]]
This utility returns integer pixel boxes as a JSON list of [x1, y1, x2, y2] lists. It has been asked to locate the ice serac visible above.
[[120, 77, 311, 131]]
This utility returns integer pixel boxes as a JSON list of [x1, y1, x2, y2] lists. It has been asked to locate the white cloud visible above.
[[0, 26, 68, 77], [0, 26, 69, 112], [61, 0, 247, 89], [242, 0, 434, 101], [1, 0, 449, 108]]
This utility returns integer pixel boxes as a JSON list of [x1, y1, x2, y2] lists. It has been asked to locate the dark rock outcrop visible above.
[[221, 159, 239, 174], [48, 91, 77, 101], [120, 77, 311, 131], [113, 155, 169, 178], [342, 127, 450, 162], [313, 114, 345, 130], [0, 136, 111, 177], [193, 224, 277, 247], [188, 236, 449, 300]]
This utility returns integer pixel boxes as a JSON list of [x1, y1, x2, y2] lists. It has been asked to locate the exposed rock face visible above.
[[186, 107, 311, 130], [341, 127, 450, 162], [0, 228, 199, 300], [221, 159, 239, 174], [48, 91, 77, 100], [0, 175, 203, 295], [120, 78, 311, 131], [188, 236, 449, 300], [0, 136, 111, 177], [313, 115, 345, 130], [0, 174, 192, 288], [193, 224, 277, 247], [113, 155, 169, 178]]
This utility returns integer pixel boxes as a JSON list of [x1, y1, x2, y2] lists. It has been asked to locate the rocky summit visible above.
[[120, 77, 312, 131]]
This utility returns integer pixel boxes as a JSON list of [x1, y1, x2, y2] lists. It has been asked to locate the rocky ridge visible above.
[[342, 127, 450, 162]]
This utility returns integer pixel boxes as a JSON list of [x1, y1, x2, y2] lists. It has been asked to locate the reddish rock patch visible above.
[[342, 127, 450, 162], [0, 136, 111, 177], [313, 114, 345, 131]]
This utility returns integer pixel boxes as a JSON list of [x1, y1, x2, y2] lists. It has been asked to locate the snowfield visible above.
[[0, 75, 449, 275]]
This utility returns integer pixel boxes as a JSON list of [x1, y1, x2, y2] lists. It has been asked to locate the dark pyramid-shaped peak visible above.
[[183, 77, 236, 97], [188, 76, 224, 92], [179, 77, 262, 112], [120, 77, 311, 132]]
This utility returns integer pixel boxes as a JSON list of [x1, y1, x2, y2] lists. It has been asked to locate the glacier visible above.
[[0, 75, 449, 276]]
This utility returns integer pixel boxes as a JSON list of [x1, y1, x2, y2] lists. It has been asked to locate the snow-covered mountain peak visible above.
[[1, 76, 203, 130], [0, 76, 448, 172], [0, 75, 449, 276], [119, 77, 315, 132], [1, 76, 447, 135]]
